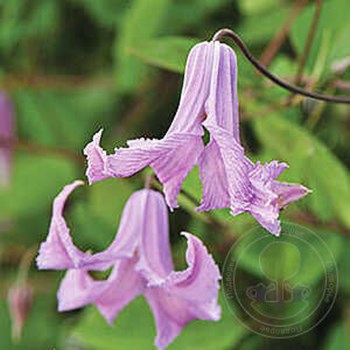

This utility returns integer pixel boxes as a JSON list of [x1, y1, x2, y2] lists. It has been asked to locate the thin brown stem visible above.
[[212, 28, 350, 103]]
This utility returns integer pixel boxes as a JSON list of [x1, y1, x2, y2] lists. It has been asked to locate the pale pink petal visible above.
[[273, 182, 311, 208], [205, 124, 253, 212], [146, 287, 220, 350], [57, 258, 143, 320], [204, 42, 240, 141], [197, 140, 230, 211], [36, 181, 87, 270], [166, 42, 212, 135], [145, 232, 221, 350], [106, 133, 204, 209], [57, 269, 99, 311], [135, 190, 173, 284], [95, 256, 144, 324], [83, 129, 109, 184], [159, 232, 221, 308]]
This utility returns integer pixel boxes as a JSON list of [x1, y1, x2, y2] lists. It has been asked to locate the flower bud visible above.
[[7, 283, 33, 343]]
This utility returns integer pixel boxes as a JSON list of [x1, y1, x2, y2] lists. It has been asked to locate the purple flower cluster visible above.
[[37, 181, 220, 349], [85, 41, 309, 236], [37, 40, 310, 349]]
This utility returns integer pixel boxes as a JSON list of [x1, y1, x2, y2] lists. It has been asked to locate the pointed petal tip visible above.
[[84, 130, 109, 184]]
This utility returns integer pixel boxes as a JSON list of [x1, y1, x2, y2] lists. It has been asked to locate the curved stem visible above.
[[212, 28, 350, 104]]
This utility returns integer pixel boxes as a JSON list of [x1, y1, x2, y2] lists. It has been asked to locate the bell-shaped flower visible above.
[[84, 41, 310, 236], [0, 91, 15, 187], [37, 181, 221, 350]]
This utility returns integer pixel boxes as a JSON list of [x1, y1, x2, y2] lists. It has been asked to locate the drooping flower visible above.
[[0, 91, 15, 187], [84, 41, 310, 236], [37, 181, 221, 350]]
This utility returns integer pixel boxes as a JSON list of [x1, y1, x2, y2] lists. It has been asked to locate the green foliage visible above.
[[72, 296, 246, 350], [0, 0, 349, 349], [0, 153, 76, 219], [324, 323, 350, 350], [254, 114, 350, 228], [69, 0, 128, 28], [70, 178, 137, 251], [128, 37, 199, 73], [115, 0, 170, 92], [0, 291, 62, 350], [290, 0, 350, 76]]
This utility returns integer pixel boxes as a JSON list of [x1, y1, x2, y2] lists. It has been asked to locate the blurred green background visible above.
[[0, 0, 349, 349]]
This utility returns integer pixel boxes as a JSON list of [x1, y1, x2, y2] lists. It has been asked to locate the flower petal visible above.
[[83, 129, 109, 184], [36, 180, 87, 270], [166, 42, 213, 135], [106, 133, 204, 208], [58, 257, 143, 323], [205, 124, 253, 212], [273, 181, 311, 208], [95, 256, 144, 324], [145, 232, 221, 350], [57, 269, 99, 311], [135, 190, 173, 284], [205, 42, 240, 141], [146, 288, 220, 350], [159, 232, 221, 307], [197, 140, 230, 211]]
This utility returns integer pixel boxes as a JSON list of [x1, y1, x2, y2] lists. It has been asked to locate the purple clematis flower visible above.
[[0, 91, 15, 187], [84, 41, 310, 236], [37, 181, 221, 350]]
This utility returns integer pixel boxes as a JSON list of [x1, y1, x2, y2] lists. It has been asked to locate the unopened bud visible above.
[[7, 283, 33, 343]]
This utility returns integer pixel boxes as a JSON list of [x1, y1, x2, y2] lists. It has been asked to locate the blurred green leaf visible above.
[[324, 322, 350, 350], [238, 6, 290, 44], [290, 0, 350, 75], [69, 0, 128, 28], [128, 36, 199, 73], [0, 294, 62, 350], [72, 295, 246, 350], [231, 223, 342, 286], [0, 153, 76, 219], [15, 90, 115, 151], [239, 0, 281, 16], [115, 0, 170, 92], [0, 0, 59, 52], [254, 114, 350, 227], [70, 178, 137, 251]]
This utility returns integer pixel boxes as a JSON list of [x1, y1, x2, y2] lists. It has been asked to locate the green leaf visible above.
[[0, 153, 77, 219], [230, 223, 342, 286], [127, 36, 200, 73], [70, 178, 137, 251], [290, 0, 350, 75], [238, 6, 290, 45], [72, 295, 246, 350], [69, 0, 128, 28], [0, 293, 63, 350], [115, 0, 170, 92], [324, 322, 350, 350], [14, 90, 115, 152], [254, 114, 350, 228]]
